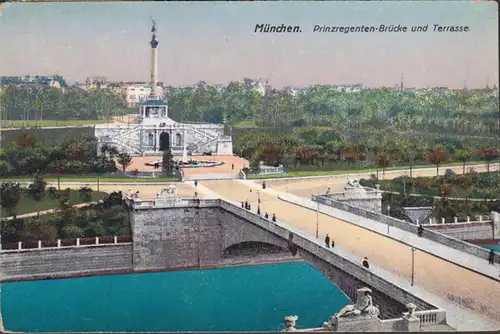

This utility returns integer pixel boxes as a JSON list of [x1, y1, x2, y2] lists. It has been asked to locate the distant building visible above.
[[0, 75, 67, 88], [85, 76, 109, 90], [333, 84, 367, 93], [125, 84, 152, 107]]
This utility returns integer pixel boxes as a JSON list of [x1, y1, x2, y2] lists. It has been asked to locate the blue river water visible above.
[[1, 262, 350, 332], [481, 244, 500, 252]]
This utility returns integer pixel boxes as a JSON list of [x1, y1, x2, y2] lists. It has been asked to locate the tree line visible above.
[[235, 127, 500, 174], [167, 81, 499, 137], [1, 80, 498, 137], [0, 133, 123, 177], [0, 85, 129, 122]]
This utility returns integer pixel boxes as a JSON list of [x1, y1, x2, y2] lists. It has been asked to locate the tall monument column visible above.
[[149, 19, 160, 100]]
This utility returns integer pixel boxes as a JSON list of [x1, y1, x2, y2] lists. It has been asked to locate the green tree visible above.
[[479, 147, 498, 174], [455, 148, 472, 174], [29, 173, 47, 202], [162, 149, 175, 176], [428, 145, 450, 176], [0, 182, 22, 218], [117, 152, 132, 172], [375, 152, 391, 179]]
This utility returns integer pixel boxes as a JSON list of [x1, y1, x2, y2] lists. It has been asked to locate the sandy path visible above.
[[48, 183, 199, 200], [126, 155, 248, 175], [112, 114, 138, 124], [201, 179, 500, 325], [268, 164, 498, 198]]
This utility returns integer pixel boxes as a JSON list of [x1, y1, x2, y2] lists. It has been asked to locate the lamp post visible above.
[[316, 188, 320, 239], [257, 190, 261, 215], [403, 174, 407, 196], [410, 247, 416, 286]]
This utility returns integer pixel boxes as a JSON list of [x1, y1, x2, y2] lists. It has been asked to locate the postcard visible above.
[[0, 1, 498, 333]]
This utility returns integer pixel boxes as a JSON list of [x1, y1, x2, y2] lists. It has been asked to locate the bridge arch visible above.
[[223, 241, 287, 258]]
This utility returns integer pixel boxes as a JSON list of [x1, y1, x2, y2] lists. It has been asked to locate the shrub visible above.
[[62, 225, 84, 238], [444, 168, 456, 180], [79, 186, 93, 202], [47, 186, 59, 198]]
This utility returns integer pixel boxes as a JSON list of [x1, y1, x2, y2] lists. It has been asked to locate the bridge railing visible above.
[[182, 174, 239, 181], [312, 194, 498, 263], [379, 318, 407, 331], [414, 309, 447, 325], [0, 235, 132, 253], [219, 200, 443, 317]]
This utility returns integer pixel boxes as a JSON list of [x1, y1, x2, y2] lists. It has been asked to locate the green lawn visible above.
[[0, 175, 179, 183], [0, 119, 108, 128], [246, 160, 496, 179], [0, 190, 109, 217], [232, 120, 257, 128]]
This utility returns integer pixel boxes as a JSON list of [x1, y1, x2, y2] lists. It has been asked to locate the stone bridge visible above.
[[127, 193, 446, 328]]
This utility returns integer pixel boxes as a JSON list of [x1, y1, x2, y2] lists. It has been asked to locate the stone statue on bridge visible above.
[[323, 287, 380, 330], [346, 179, 363, 189], [154, 184, 183, 206], [343, 179, 368, 198], [336, 287, 380, 318], [282, 315, 298, 332]]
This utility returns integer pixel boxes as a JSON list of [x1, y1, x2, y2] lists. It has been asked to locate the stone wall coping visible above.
[[426, 222, 492, 228], [332, 195, 383, 201], [127, 198, 221, 210], [402, 207, 433, 210], [183, 174, 240, 181], [218, 200, 441, 314], [307, 194, 500, 279], [253, 163, 491, 182], [0, 243, 132, 254]]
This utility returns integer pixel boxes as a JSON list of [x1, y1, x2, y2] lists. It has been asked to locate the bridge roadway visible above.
[[196, 178, 500, 328]]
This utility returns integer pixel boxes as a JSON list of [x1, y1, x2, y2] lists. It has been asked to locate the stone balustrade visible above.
[[258, 165, 285, 175], [182, 173, 240, 181], [0, 236, 132, 253], [312, 195, 496, 261], [414, 309, 447, 325], [424, 216, 491, 225]]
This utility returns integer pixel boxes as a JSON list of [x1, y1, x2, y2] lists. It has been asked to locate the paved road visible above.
[[198, 179, 500, 326], [127, 155, 248, 177], [46, 182, 198, 200], [1, 202, 94, 222], [268, 163, 499, 198]]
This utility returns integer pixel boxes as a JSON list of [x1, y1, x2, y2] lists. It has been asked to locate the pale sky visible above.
[[0, 1, 498, 88]]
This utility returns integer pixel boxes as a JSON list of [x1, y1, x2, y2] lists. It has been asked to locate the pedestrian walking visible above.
[[362, 257, 370, 269], [331, 240, 335, 249], [325, 234, 330, 248], [231, 163, 234, 170], [488, 250, 495, 265], [262, 181, 266, 189], [272, 214, 276, 222], [264, 212, 269, 219], [194, 180, 198, 187], [417, 224, 424, 238]]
